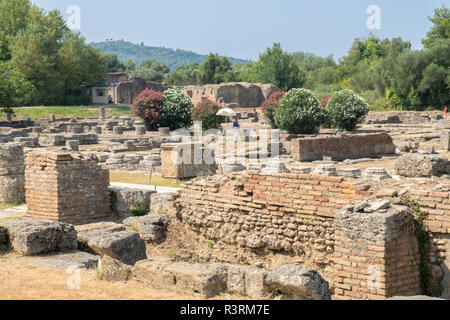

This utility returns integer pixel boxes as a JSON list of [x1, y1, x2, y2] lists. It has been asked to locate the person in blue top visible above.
[[233, 118, 240, 142]]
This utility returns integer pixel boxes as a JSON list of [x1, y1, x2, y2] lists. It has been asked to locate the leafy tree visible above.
[[249, 43, 306, 91], [0, 34, 11, 61], [423, 5, 450, 46], [0, 62, 36, 120], [165, 63, 200, 86], [130, 59, 169, 82], [198, 53, 233, 84], [10, 5, 105, 105], [102, 53, 126, 72], [0, 0, 31, 37], [274, 88, 326, 134], [124, 59, 136, 72]]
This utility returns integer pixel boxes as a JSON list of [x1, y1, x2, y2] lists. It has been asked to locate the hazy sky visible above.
[[31, 0, 448, 61]]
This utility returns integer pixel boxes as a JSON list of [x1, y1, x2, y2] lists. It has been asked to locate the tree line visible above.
[[0, 0, 448, 119]]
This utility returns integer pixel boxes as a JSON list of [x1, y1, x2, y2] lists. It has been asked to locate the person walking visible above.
[[233, 118, 240, 142], [445, 105, 448, 119]]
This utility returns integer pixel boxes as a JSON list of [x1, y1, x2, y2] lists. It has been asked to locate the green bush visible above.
[[191, 99, 224, 131], [160, 88, 193, 130], [130, 201, 148, 217], [274, 88, 326, 134], [326, 89, 370, 131]]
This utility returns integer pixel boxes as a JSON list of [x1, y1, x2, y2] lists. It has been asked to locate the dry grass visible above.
[[0, 203, 22, 210], [110, 172, 181, 188], [0, 253, 201, 300]]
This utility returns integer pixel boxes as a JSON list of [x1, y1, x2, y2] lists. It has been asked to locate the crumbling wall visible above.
[[406, 187, 450, 298], [25, 151, 111, 224], [291, 132, 396, 161], [173, 172, 447, 299], [173, 172, 369, 268], [0, 143, 25, 203], [182, 82, 279, 108]]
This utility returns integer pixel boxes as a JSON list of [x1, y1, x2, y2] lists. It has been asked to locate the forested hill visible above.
[[91, 41, 248, 69]]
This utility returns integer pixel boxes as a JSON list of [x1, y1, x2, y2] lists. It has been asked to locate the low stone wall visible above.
[[38, 133, 98, 146], [290, 132, 396, 161], [0, 120, 35, 128], [25, 151, 111, 224], [0, 143, 25, 203]]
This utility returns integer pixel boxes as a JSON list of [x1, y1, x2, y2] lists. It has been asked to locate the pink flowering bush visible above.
[[131, 89, 164, 130], [191, 99, 224, 131], [320, 97, 331, 108], [261, 91, 286, 128]]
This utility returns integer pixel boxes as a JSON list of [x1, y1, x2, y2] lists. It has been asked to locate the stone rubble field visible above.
[[0, 109, 449, 300]]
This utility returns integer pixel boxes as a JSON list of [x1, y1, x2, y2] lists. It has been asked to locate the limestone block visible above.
[[123, 214, 170, 243], [132, 257, 228, 298], [0, 218, 77, 255], [109, 187, 156, 218], [394, 154, 450, 177], [85, 230, 146, 265], [98, 255, 132, 282], [266, 265, 331, 300]]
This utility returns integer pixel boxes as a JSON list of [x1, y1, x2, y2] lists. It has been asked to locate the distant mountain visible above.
[[91, 41, 248, 70]]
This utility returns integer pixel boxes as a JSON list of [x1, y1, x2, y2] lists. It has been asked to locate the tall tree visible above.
[[0, 61, 36, 120], [249, 43, 306, 91], [423, 5, 450, 46], [197, 53, 233, 84], [0, 0, 31, 38]]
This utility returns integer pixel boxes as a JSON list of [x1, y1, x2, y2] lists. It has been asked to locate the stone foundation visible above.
[[25, 151, 111, 224], [291, 132, 396, 161], [0, 143, 25, 203], [172, 172, 448, 299]]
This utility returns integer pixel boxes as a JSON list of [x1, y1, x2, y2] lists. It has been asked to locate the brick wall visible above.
[[25, 151, 111, 224], [174, 171, 433, 300], [333, 206, 421, 300], [174, 172, 368, 267], [406, 188, 450, 297]]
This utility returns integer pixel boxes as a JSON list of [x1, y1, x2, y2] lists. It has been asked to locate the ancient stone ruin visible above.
[[0, 143, 25, 203], [25, 151, 111, 224]]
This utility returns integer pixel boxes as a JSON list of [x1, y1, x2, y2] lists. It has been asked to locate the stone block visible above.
[[98, 255, 132, 282], [291, 132, 396, 161], [109, 187, 156, 218], [394, 154, 450, 177], [266, 265, 331, 300], [123, 214, 170, 243], [133, 257, 228, 298], [84, 230, 146, 265], [0, 218, 77, 255], [440, 130, 450, 150]]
